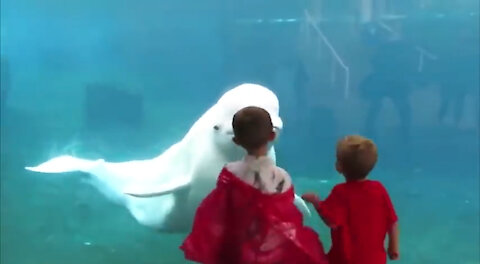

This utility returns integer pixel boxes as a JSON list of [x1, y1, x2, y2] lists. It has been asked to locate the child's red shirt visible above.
[[315, 180, 398, 264]]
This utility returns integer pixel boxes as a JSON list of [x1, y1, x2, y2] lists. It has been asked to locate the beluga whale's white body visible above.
[[25, 83, 310, 232]]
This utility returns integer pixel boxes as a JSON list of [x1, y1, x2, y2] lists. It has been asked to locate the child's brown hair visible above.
[[336, 135, 378, 180], [232, 106, 273, 152]]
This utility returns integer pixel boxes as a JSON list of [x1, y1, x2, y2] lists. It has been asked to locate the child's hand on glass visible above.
[[301, 193, 321, 205], [388, 247, 399, 260]]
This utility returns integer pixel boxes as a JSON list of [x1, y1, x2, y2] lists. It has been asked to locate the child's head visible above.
[[336, 135, 378, 181], [232, 106, 275, 154]]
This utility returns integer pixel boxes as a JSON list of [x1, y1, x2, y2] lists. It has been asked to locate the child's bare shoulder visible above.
[[274, 166, 290, 178], [273, 166, 292, 191], [225, 161, 243, 170]]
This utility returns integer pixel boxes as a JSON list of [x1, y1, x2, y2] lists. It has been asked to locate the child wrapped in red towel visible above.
[[181, 106, 328, 264]]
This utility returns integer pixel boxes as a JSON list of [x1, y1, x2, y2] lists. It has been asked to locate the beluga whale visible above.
[[25, 83, 310, 232]]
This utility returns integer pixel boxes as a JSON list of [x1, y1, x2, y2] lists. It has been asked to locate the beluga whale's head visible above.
[[208, 83, 283, 157]]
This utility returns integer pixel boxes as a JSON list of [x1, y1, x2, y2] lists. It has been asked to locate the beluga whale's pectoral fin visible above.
[[294, 194, 311, 217], [124, 177, 191, 198]]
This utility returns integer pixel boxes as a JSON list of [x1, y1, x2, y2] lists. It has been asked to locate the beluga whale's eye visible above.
[[213, 125, 220, 131]]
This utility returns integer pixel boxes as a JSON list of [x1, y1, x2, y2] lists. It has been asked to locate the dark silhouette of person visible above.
[[359, 24, 417, 142], [435, 17, 479, 127]]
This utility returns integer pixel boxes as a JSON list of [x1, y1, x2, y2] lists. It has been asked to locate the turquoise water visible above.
[[1, 0, 479, 263]]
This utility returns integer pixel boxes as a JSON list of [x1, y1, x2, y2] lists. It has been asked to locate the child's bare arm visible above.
[[301, 193, 338, 228], [387, 222, 400, 260]]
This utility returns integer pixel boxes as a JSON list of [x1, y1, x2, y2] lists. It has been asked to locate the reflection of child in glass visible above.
[[181, 106, 328, 264], [302, 135, 399, 264]]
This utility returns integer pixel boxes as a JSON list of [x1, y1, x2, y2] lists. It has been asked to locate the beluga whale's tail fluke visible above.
[[25, 155, 101, 174]]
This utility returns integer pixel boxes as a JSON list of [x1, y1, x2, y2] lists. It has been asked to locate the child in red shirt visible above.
[[302, 135, 400, 264], [181, 106, 328, 264]]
